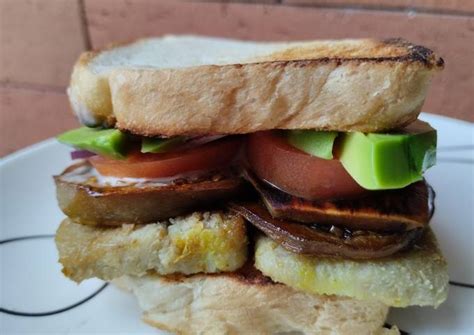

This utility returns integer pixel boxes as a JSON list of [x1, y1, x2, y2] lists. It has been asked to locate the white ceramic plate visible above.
[[1, 113, 473, 334]]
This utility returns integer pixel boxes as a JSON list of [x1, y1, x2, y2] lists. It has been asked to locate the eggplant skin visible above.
[[255, 228, 448, 308], [54, 162, 244, 225], [56, 212, 248, 283], [229, 202, 422, 260]]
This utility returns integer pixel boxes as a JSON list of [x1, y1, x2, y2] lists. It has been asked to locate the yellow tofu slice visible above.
[[56, 211, 247, 283], [255, 228, 448, 307]]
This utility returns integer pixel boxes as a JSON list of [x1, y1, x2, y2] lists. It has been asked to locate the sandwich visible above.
[[54, 35, 448, 334]]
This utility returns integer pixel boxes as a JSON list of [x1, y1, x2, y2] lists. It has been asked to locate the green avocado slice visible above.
[[287, 130, 339, 159], [141, 137, 185, 153], [339, 120, 437, 190], [57, 127, 127, 159]]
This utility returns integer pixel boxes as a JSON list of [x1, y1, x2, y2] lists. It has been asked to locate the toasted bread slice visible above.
[[255, 228, 448, 307], [55, 212, 248, 283], [113, 265, 399, 335], [69, 35, 442, 135]]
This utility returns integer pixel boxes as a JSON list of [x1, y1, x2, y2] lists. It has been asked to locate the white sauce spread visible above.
[[61, 162, 196, 188]]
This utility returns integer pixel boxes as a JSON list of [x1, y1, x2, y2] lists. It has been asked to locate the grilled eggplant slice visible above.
[[246, 171, 434, 232], [55, 161, 244, 225], [229, 202, 422, 259]]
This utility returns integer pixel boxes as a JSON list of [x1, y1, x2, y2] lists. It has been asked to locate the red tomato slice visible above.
[[90, 137, 242, 178], [247, 131, 366, 200]]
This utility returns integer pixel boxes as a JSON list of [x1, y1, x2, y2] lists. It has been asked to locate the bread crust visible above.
[[68, 36, 442, 134], [114, 267, 399, 335]]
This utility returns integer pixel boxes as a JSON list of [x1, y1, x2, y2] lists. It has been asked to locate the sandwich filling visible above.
[[54, 117, 447, 307], [55, 161, 243, 225], [56, 212, 248, 282], [255, 229, 448, 307]]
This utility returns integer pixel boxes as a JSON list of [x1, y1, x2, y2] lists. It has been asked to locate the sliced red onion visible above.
[[178, 135, 227, 151], [71, 150, 97, 160]]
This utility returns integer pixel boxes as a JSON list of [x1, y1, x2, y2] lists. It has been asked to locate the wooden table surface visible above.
[[1, 0, 473, 157]]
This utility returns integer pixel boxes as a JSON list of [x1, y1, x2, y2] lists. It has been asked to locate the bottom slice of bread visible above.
[[113, 265, 399, 335]]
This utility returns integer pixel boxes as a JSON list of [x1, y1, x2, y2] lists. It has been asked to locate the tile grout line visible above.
[[78, 0, 92, 50], [0, 81, 67, 94], [201, 1, 474, 17], [279, 2, 474, 17]]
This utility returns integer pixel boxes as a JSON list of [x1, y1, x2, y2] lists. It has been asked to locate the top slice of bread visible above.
[[68, 35, 443, 135]]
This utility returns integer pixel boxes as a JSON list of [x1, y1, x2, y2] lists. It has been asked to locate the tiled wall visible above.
[[1, 0, 472, 156]]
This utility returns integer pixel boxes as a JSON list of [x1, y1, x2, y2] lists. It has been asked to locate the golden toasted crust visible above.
[[55, 212, 248, 283], [67, 36, 442, 134], [256, 38, 442, 65], [113, 268, 399, 335]]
